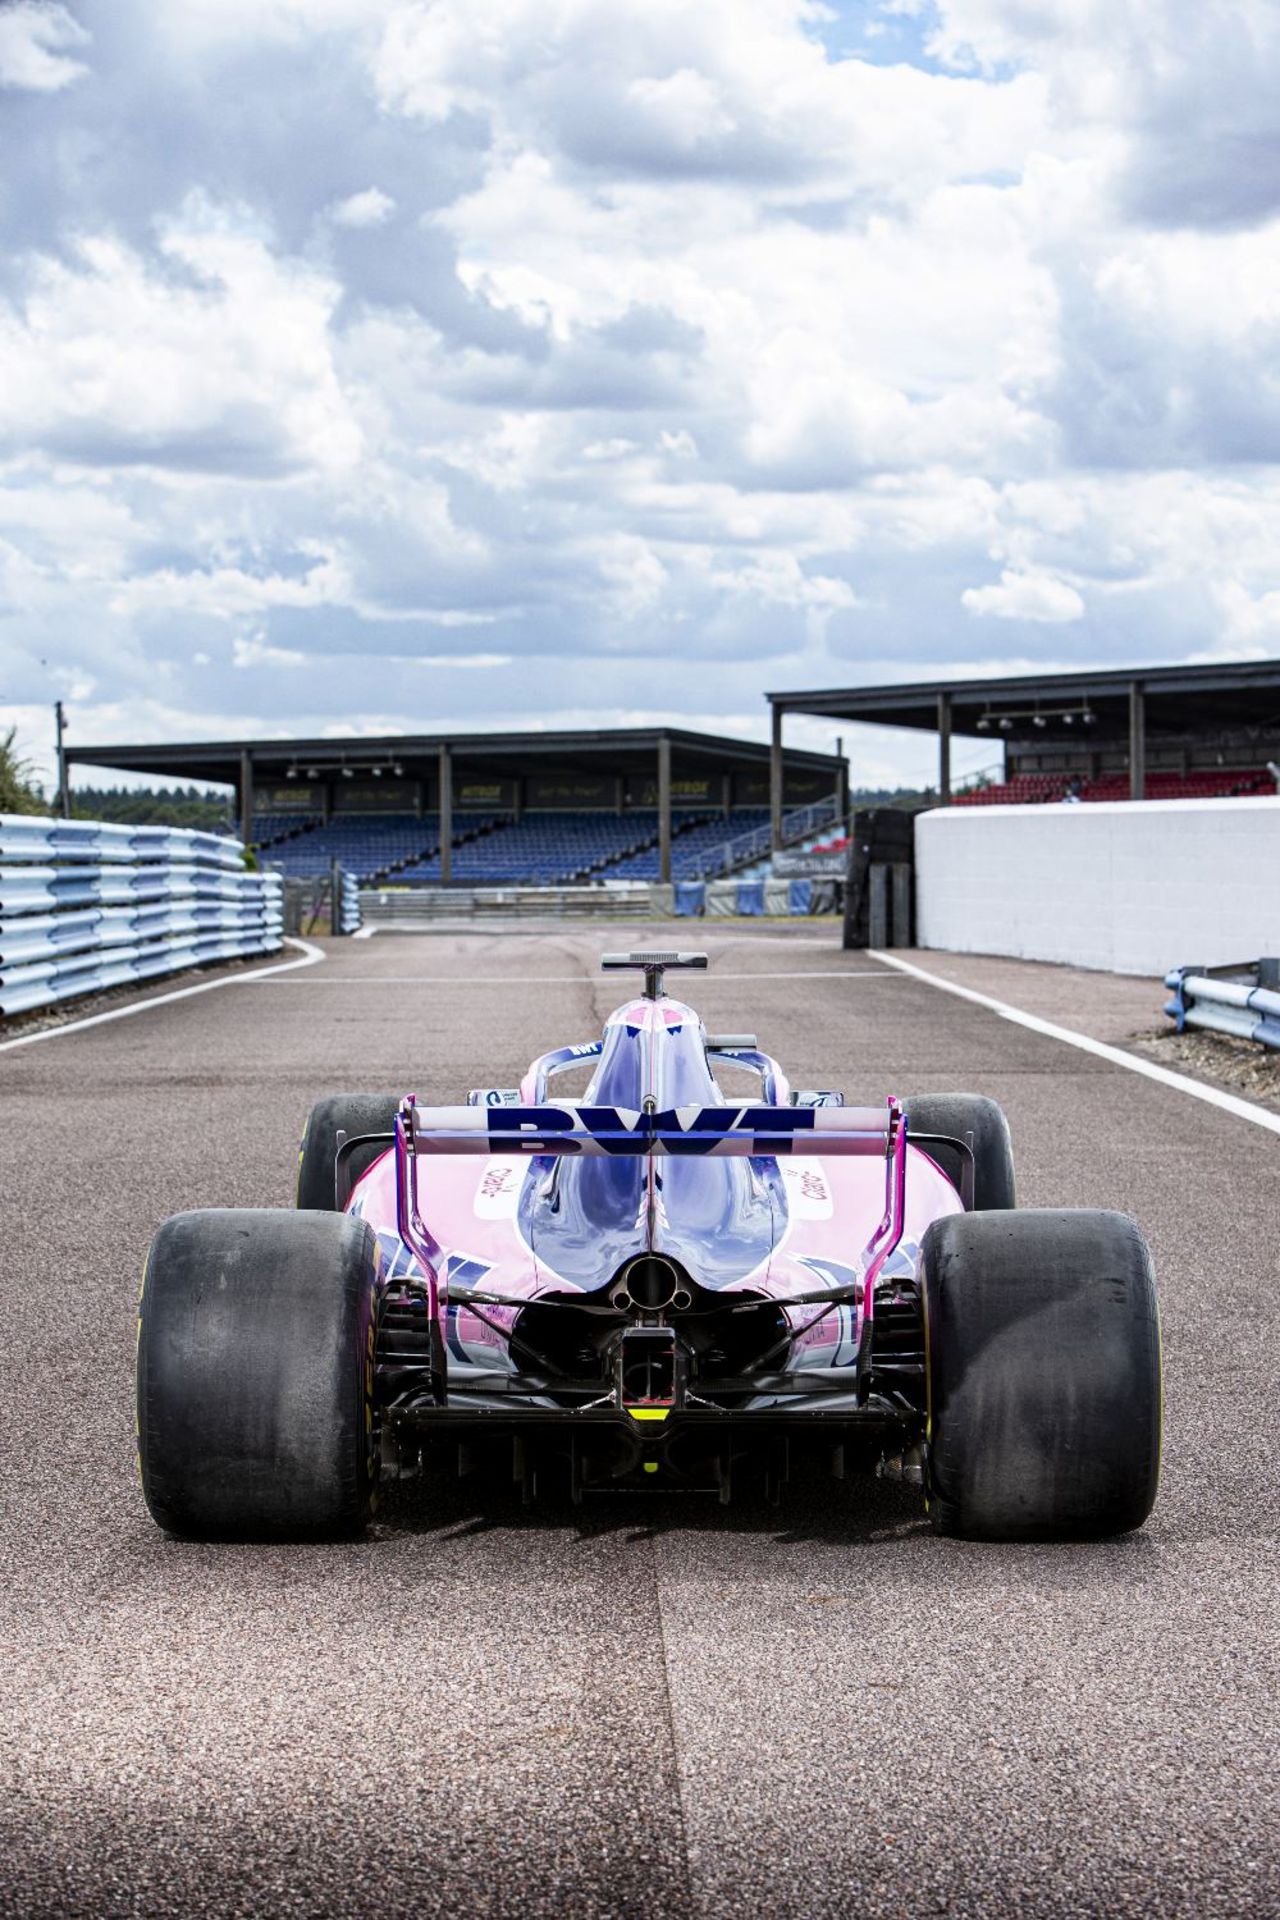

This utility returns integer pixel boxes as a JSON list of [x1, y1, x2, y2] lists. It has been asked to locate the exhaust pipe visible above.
[[611, 1254, 688, 1313]]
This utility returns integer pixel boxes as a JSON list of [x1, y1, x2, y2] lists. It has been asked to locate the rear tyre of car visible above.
[[920, 1208, 1161, 1541], [296, 1093, 404, 1211], [901, 1093, 1015, 1210], [137, 1209, 380, 1540]]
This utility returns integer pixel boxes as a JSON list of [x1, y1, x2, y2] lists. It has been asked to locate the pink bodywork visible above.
[[346, 991, 962, 1372]]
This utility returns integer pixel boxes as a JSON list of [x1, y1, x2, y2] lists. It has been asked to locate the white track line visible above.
[[251, 968, 895, 986], [869, 949, 1280, 1138], [0, 938, 326, 1054]]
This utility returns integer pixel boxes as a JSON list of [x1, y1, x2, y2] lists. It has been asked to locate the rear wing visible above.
[[362, 1094, 982, 1403], [402, 1101, 899, 1157], [384, 1095, 911, 1396]]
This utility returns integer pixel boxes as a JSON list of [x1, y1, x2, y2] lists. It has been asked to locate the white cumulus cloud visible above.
[[330, 187, 396, 228], [3, 0, 1280, 774], [962, 570, 1086, 624], [0, 3, 90, 92]]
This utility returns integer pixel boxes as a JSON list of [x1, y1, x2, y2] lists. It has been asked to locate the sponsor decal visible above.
[[781, 1162, 833, 1219], [473, 1158, 525, 1218], [486, 1103, 819, 1156]]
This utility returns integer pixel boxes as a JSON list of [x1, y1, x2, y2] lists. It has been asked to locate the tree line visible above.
[[0, 734, 231, 829]]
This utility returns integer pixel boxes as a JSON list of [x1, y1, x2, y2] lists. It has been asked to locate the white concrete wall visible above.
[[914, 796, 1280, 975]]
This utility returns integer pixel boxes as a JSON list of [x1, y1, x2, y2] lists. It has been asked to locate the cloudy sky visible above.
[[2, 0, 1278, 791]]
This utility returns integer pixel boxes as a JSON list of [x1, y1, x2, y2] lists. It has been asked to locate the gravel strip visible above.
[[1126, 1025, 1280, 1114]]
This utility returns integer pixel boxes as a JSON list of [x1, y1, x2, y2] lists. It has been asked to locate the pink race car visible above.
[[137, 952, 1162, 1540]]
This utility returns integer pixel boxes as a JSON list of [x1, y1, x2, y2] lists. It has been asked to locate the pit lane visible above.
[[1, 925, 1275, 1917]]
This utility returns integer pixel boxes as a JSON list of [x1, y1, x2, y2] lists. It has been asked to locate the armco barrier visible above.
[[1165, 960, 1280, 1050], [0, 815, 283, 1017]]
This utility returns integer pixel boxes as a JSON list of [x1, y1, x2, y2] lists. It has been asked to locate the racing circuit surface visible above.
[[1, 927, 1277, 1918]]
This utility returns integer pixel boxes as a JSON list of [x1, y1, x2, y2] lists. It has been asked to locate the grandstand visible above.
[[953, 767, 1272, 807], [64, 727, 843, 886], [768, 659, 1280, 812]]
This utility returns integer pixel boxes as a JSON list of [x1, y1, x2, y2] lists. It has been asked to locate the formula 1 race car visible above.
[[137, 952, 1162, 1541]]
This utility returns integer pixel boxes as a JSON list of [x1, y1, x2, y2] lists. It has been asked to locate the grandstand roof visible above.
[[767, 658, 1280, 737], [65, 723, 839, 785]]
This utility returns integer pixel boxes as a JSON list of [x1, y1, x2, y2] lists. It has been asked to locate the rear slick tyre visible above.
[[296, 1093, 403, 1211], [920, 1208, 1161, 1541], [137, 1209, 379, 1540], [901, 1093, 1015, 1210]]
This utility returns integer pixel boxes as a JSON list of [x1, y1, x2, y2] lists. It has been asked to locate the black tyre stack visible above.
[[842, 806, 915, 949]]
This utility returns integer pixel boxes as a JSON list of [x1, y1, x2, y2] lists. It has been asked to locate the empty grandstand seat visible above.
[[953, 766, 1272, 806], [263, 813, 441, 880], [387, 808, 777, 886]]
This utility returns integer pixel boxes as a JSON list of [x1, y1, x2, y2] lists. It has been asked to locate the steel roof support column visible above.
[[770, 704, 784, 850], [54, 700, 71, 820], [658, 734, 672, 883], [439, 743, 453, 884], [937, 693, 952, 805], [239, 748, 254, 848], [1129, 681, 1146, 800]]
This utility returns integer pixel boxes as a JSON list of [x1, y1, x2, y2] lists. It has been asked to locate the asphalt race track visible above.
[[1, 926, 1277, 1918]]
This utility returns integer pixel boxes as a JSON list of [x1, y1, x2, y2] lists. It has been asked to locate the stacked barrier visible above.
[[335, 867, 362, 935], [1164, 961, 1280, 1050], [0, 815, 284, 1017], [674, 878, 833, 917]]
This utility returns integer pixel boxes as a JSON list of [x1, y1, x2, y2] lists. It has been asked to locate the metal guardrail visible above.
[[1164, 960, 1280, 1050], [0, 815, 283, 1017]]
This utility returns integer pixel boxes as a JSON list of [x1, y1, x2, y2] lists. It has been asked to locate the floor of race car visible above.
[[1, 925, 1275, 1919]]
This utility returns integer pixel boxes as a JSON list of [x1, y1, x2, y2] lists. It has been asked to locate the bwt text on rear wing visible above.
[[399, 1101, 904, 1157]]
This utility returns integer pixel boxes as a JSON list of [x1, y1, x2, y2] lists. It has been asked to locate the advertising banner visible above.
[[627, 775, 714, 809], [772, 847, 847, 878], [457, 779, 515, 811], [527, 775, 614, 808], [333, 781, 417, 812], [735, 770, 836, 807], [264, 785, 320, 811]]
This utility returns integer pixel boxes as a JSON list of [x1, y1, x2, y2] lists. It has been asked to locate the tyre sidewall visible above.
[[922, 1208, 1161, 1540], [901, 1093, 1015, 1211], [138, 1209, 380, 1539], [296, 1093, 404, 1211]]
